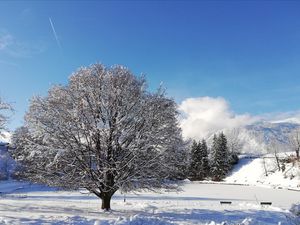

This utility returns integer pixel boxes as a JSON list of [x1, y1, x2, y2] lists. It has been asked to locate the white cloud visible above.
[[263, 111, 300, 124], [0, 33, 13, 50], [0, 31, 46, 58], [179, 97, 258, 139]]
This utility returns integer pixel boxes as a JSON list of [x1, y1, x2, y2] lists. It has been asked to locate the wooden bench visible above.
[[260, 202, 272, 206], [220, 201, 232, 205]]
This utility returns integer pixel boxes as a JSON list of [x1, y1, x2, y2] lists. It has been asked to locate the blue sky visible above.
[[1, 1, 300, 130]]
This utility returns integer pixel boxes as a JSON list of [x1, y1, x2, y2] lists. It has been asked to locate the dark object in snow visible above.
[[260, 202, 272, 206], [220, 201, 232, 205]]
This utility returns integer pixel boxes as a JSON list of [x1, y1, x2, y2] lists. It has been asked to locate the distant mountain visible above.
[[208, 122, 300, 155]]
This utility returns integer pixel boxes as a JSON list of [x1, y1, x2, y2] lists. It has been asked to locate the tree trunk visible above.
[[296, 148, 299, 160], [263, 157, 268, 176], [101, 193, 112, 210], [274, 150, 281, 172]]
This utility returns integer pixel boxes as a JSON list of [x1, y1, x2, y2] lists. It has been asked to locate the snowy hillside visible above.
[[225, 154, 300, 190]]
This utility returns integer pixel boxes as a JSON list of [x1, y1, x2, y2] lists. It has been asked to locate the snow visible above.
[[225, 155, 300, 190], [3, 120, 300, 224], [290, 204, 300, 216], [208, 122, 300, 154], [0, 132, 11, 143], [0, 180, 299, 224]]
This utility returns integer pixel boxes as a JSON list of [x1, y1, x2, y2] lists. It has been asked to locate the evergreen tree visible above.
[[210, 133, 229, 181], [219, 133, 230, 172], [200, 139, 210, 178], [189, 140, 201, 180], [189, 139, 210, 181]]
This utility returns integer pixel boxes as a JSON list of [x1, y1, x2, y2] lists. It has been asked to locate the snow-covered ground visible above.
[[0, 180, 299, 224], [225, 155, 300, 190]]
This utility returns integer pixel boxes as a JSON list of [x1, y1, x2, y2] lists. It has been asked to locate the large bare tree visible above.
[[11, 64, 185, 210]]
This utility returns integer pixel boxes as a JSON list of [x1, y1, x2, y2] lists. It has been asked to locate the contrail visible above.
[[49, 17, 62, 50]]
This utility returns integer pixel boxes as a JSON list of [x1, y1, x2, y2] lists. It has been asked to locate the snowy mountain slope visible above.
[[244, 122, 300, 146], [208, 122, 300, 154]]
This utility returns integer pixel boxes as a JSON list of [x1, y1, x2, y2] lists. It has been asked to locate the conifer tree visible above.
[[189, 139, 210, 181], [189, 140, 201, 180], [219, 132, 230, 172], [200, 139, 210, 179], [210, 133, 229, 181]]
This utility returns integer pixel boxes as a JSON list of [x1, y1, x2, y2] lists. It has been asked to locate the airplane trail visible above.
[[49, 17, 62, 50]]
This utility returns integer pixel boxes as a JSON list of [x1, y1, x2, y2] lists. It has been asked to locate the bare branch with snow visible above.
[[11, 64, 185, 210]]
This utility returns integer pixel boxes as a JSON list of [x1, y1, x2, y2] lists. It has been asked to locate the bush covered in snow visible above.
[[0, 143, 15, 180], [290, 203, 300, 216]]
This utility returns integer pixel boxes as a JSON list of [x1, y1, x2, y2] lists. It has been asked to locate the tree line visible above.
[[189, 132, 239, 182]]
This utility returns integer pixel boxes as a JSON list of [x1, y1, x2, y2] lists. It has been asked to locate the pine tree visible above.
[[189, 139, 210, 181], [218, 132, 230, 173], [189, 140, 201, 180], [200, 139, 210, 179], [210, 134, 221, 181], [210, 133, 229, 181]]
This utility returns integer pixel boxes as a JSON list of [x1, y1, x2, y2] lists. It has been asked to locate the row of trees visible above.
[[189, 133, 239, 181]]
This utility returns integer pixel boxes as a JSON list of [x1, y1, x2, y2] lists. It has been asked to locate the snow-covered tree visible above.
[[10, 126, 32, 178], [0, 98, 13, 179], [226, 128, 243, 154], [0, 98, 12, 136], [200, 139, 210, 178], [210, 133, 229, 181], [288, 129, 300, 160], [11, 64, 185, 210], [267, 139, 283, 172], [163, 137, 188, 180], [225, 129, 241, 166], [189, 140, 201, 180], [189, 139, 209, 180]]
